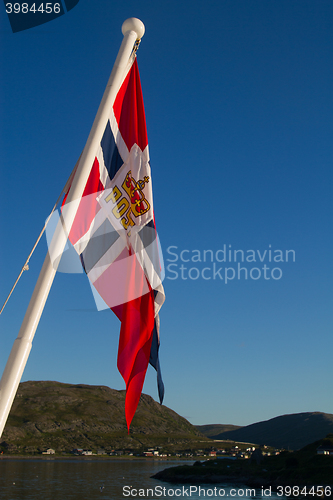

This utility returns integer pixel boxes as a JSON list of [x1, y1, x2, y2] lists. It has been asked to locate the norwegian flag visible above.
[[62, 57, 165, 431]]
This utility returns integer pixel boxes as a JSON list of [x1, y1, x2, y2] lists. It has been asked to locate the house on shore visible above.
[[42, 448, 55, 455], [317, 445, 333, 456]]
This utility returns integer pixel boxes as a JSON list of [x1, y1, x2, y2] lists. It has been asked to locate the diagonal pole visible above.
[[0, 18, 145, 438]]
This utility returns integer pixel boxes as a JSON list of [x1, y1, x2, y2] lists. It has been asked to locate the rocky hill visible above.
[[210, 412, 333, 450], [0, 381, 205, 454]]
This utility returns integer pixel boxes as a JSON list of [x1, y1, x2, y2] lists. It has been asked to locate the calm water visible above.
[[0, 458, 285, 500]]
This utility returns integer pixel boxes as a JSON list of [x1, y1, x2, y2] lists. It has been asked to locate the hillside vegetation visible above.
[[0, 381, 207, 454]]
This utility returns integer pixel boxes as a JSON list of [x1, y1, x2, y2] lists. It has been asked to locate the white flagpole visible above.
[[0, 18, 145, 438]]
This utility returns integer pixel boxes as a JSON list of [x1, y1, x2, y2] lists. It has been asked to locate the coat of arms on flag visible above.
[[62, 55, 165, 431]]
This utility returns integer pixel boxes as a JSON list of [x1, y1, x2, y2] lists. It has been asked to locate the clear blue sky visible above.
[[0, 0, 332, 427]]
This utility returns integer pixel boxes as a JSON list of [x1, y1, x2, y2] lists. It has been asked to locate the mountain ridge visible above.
[[2, 381, 332, 453], [197, 412, 333, 450], [195, 424, 242, 438]]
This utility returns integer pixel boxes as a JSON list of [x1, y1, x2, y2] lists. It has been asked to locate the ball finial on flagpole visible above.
[[122, 18, 145, 40]]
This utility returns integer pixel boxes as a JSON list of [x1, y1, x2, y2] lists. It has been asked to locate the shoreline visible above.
[[152, 469, 333, 490], [0, 454, 193, 461]]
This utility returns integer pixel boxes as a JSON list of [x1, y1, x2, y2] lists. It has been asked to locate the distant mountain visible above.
[[211, 412, 333, 450], [195, 424, 242, 438], [0, 381, 205, 454]]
